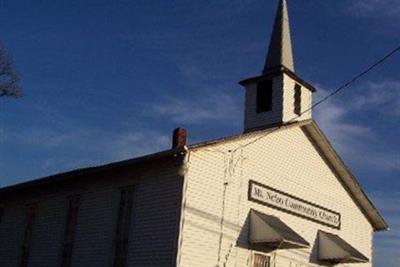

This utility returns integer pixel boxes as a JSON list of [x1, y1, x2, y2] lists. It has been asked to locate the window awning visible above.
[[249, 209, 310, 249], [318, 230, 369, 264]]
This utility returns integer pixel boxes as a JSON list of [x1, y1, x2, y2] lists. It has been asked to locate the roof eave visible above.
[[0, 146, 187, 197], [188, 119, 313, 151], [301, 121, 389, 232], [239, 66, 316, 92], [189, 119, 387, 231]]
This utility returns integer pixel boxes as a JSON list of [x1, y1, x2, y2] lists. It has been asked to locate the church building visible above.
[[0, 1, 388, 266]]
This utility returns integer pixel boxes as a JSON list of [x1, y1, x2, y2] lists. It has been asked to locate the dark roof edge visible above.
[[188, 119, 388, 231], [302, 121, 389, 232], [239, 66, 316, 92], [188, 120, 312, 150], [0, 147, 187, 195]]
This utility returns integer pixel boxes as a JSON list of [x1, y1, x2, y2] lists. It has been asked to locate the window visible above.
[[294, 83, 302, 115], [0, 206, 4, 225], [20, 204, 38, 267], [61, 195, 81, 267], [114, 186, 135, 267], [256, 80, 273, 113], [253, 253, 270, 267]]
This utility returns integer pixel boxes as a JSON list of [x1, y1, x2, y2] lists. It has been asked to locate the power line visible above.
[[309, 45, 400, 113], [233, 44, 400, 152], [201, 46, 400, 264]]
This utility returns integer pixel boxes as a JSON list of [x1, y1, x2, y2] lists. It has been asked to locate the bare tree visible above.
[[0, 46, 21, 97]]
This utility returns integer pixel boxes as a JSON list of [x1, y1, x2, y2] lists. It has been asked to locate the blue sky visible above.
[[0, 0, 399, 266]]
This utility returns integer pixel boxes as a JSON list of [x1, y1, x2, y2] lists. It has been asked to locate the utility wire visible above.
[[232, 44, 400, 152], [307, 45, 400, 114], [208, 45, 400, 266]]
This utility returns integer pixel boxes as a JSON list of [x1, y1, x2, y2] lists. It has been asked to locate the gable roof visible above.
[[301, 121, 388, 232], [0, 147, 186, 197], [0, 120, 387, 231], [189, 120, 388, 232]]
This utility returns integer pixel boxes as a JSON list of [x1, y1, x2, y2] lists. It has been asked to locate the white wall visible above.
[[0, 199, 30, 266], [244, 76, 284, 131], [282, 74, 312, 123], [244, 74, 313, 132], [178, 125, 373, 267], [0, 161, 183, 267]]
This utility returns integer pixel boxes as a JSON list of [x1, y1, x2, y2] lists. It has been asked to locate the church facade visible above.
[[0, 1, 388, 266]]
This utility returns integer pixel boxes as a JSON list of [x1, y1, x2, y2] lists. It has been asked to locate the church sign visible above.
[[248, 180, 341, 229]]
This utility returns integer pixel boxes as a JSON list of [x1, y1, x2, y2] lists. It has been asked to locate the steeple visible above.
[[263, 0, 294, 73], [239, 0, 315, 133]]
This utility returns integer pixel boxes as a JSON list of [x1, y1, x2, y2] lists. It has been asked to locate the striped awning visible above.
[[318, 230, 369, 263], [249, 209, 310, 249]]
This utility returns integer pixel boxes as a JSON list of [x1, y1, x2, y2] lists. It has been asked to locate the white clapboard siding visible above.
[[244, 76, 284, 130], [244, 74, 312, 131], [282, 74, 312, 123], [0, 162, 183, 267], [29, 190, 76, 267], [179, 125, 373, 267], [69, 177, 121, 266], [0, 201, 27, 266], [127, 166, 183, 266]]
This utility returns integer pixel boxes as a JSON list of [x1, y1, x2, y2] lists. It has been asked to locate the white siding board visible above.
[[29, 193, 70, 267], [180, 126, 373, 267], [70, 180, 119, 266], [282, 74, 312, 123], [127, 167, 183, 267], [0, 202, 26, 266], [244, 76, 284, 130], [0, 162, 183, 267], [244, 74, 312, 132]]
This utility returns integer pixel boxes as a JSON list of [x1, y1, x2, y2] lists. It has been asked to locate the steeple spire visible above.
[[239, 0, 315, 132], [263, 0, 295, 73]]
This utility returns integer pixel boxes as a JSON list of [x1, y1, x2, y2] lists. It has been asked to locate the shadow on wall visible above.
[[235, 212, 336, 267], [235, 212, 276, 254]]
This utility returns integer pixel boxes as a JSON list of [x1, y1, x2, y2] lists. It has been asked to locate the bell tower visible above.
[[240, 0, 316, 132]]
